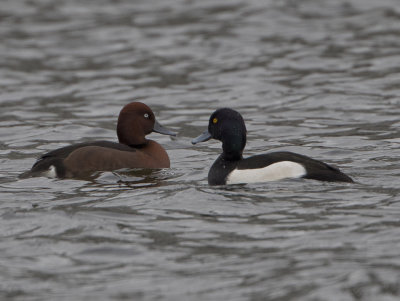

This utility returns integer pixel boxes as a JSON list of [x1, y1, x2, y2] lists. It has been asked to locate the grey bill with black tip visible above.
[[153, 120, 177, 136], [192, 130, 212, 145]]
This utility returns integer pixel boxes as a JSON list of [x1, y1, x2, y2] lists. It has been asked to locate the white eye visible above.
[[144, 113, 150, 119]]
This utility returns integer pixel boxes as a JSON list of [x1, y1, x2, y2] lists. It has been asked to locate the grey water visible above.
[[1, 0, 400, 300]]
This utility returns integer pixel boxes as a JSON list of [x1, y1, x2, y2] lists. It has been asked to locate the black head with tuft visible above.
[[192, 108, 247, 160]]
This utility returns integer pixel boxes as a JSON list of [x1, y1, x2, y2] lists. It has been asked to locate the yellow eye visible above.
[[212, 117, 218, 124]]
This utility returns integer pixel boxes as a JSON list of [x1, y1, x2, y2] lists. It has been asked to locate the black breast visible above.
[[208, 155, 239, 185]]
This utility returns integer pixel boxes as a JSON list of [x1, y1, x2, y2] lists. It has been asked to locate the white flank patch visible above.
[[44, 165, 57, 178], [226, 161, 306, 184]]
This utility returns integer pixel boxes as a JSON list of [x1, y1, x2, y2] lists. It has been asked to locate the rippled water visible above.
[[1, 0, 400, 300]]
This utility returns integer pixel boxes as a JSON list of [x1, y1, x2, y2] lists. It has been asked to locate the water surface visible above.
[[1, 0, 400, 300]]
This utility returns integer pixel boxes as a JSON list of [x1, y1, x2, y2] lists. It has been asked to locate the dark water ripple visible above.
[[1, 0, 400, 300]]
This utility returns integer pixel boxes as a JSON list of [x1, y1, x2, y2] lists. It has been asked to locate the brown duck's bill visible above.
[[191, 130, 212, 145], [153, 120, 177, 136]]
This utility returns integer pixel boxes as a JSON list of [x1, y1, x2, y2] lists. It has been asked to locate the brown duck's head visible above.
[[117, 102, 176, 146]]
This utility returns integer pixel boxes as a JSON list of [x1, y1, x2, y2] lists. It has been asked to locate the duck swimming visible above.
[[192, 108, 353, 185], [25, 102, 176, 178]]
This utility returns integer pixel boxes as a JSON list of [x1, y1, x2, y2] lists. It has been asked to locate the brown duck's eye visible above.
[[144, 113, 150, 119]]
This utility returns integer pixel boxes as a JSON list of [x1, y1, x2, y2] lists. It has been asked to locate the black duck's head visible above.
[[192, 108, 247, 160]]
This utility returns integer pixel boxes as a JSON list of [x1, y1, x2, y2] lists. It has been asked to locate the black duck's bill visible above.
[[192, 130, 212, 145]]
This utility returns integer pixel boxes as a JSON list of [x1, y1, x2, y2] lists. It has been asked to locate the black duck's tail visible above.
[[304, 164, 354, 183]]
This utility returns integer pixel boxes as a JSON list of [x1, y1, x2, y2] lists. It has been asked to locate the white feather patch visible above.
[[44, 165, 57, 178], [226, 161, 306, 184]]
